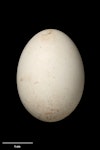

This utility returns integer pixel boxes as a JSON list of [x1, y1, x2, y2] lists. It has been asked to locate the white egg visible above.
[[17, 29, 85, 122]]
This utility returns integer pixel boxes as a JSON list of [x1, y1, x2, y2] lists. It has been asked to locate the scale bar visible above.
[[2, 142, 33, 144]]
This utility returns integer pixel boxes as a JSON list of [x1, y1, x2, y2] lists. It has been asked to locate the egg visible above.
[[17, 29, 85, 122]]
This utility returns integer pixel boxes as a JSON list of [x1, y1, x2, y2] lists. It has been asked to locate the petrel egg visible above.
[[17, 29, 85, 122]]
